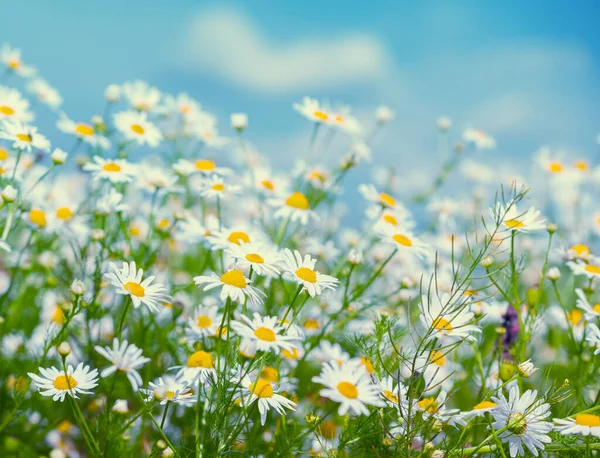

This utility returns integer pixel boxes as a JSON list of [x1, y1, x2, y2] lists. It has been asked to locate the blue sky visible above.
[[2, 0, 599, 175]]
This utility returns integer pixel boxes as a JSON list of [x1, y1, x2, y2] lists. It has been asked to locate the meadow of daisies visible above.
[[0, 42, 600, 457]]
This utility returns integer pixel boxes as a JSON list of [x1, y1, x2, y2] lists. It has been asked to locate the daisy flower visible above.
[[207, 226, 260, 251], [198, 175, 241, 200], [358, 184, 400, 210], [230, 312, 299, 353], [268, 191, 318, 226], [0, 86, 34, 123], [94, 338, 150, 391], [56, 115, 109, 149], [491, 203, 546, 233], [312, 361, 384, 416], [172, 350, 216, 385], [377, 376, 409, 412], [554, 413, 600, 437], [293, 97, 331, 124], [416, 390, 465, 426], [173, 158, 233, 177], [375, 223, 429, 259], [568, 259, 600, 280], [122, 80, 162, 112], [575, 288, 600, 320], [26, 79, 63, 109], [161, 92, 202, 118], [141, 376, 195, 406], [419, 293, 480, 342], [461, 400, 498, 420], [113, 110, 162, 147], [105, 261, 170, 312], [462, 127, 496, 149], [28, 363, 99, 402], [237, 375, 296, 425], [280, 249, 338, 297], [490, 386, 552, 458], [0, 120, 50, 152], [187, 305, 222, 339], [82, 156, 135, 183], [225, 242, 281, 276], [585, 323, 600, 354], [193, 268, 264, 306], [1, 44, 36, 77]]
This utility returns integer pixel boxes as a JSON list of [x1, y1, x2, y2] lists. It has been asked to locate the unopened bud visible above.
[[58, 342, 72, 356], [1, 185, 17, 203], [91, 229, 105, 241], [51, 148, 68, 165], [156, 439, 167, 450], [547, 224, 557, 234], [347, 248, 364, 265], [104, 84, 121, 103], [546, 266, 560, 281], [499, 360, 518, 382], [375, 105, 395, 124], [112, 399, 129, 414], [230, 113, 248, 131], [518, 359, 537, 378], [480, 256, 493, 268], [70, 279, 85, 296]]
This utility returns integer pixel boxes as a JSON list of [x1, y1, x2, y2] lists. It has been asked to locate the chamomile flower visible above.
[[122, 80, 162, 112], [280, 249, 339, 297], [268, 191, 318, 225], [585, 323, 600, 354], [492, 203, 546, 233], [419, 293, 480, 342], [0, 86, 34, 123], [230, 313, 299, 353], [225, 242, 281, 276], [377, 376, 409, 411], [28, 363, 99, 402], [0, 120, 50, 152], [575, 288, 600, 320], [199, 175, 241, 200], [375, 223, 429, 259], [554, 414, 600, 437], [141, 376, 195, 406], [94, 339, 150, 391], [490, 386, 552, 458], [416, 390, 465, 426], [56, 115, 109, 149], [237, 375, 297, 425], [193, 268, 264, 306], [113, 110, 162, 147], [463, 127, 496, 149], [172, 350, 216, 385], [1, 44, 36, 77], [27, 79, 63, 109], [105, 261, 170, 312], [82, 156, 135, 183], [358, 184, 401, 210], [293, 97, 331, 123], [568, 259, 600, 280], [187, 305, 222, 339], [312, 361, 384, 416], [461, 400, 498, 420]]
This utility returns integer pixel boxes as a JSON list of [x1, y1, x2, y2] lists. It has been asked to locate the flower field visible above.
[[1, 43, 600, 457]]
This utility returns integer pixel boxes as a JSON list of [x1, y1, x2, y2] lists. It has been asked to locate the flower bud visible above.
[[546, 266, 560, 281], [230, 113, 248, 131], [518, 359, 537, 378], [480, 256, 493, 268], [499, 360, 518, 382], [347, 248, 364, 265], [375, 105, 395, 124], [112, 399, 129, 414], [58, 342, 71, 356], [104, 84, 121, 103], [70, 279, 86, 296], [91, 229, 105, 241], [546, 223, 557, 234], [436, 116, 451, 131], [51, 148, 68, 165], [1, 185, 17, 203], [156, 440, 167, 450]]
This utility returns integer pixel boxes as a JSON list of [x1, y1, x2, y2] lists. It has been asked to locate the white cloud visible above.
[[177, 8, 391, 93]]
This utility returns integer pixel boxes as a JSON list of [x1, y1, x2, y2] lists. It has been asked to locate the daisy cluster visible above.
[[1, 43, 600, 457]]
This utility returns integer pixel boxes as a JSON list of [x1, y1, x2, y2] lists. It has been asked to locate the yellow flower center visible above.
[[379, 193, 396, 207], [304, 318, 319, 329], [504, 219, 524, 229], [507, 412, 527, 435], [197, 315, 212, 329], [319, 420, 337, 439], [102, 162, 121, 172], [0, 148, 8, 160], [75, 123, 94, 136], [571, 244, 590, 256], [430, 350, 446, 366], [285, 192, 309, 210], [296, 267, 317, 283], [124, 281, 145, 297], [432, 317, 453, 332], [245, 253, 264, 264], [593, 305, 600, 314], [211, 183, 224, 192], [52, 307, 65, 324], [383, 214, 398, 226], [548, 161, 563, 173], [281, 348, 299, 359], [337, 381, 358, 399], [260, 366, 279, 382], [195, 159, 216, 171], [157, 219, 169, 229], [187, 351, 214, 369], [567, 310, 583, 326], [254, 326, 276, 342], [418, 398, 439, 414], [361, 357, 374, 373], [129, 226, 141, 237], [16, 133, 32, 142], [220, 270, 247, 288], [30, 209, 47, 227], [165, 390, 175, 400], [8, 60, 20, 69], [57, 420, 72, 434], [393, 234, 413, 247], [575, 161, 588, 171], [261, 179, 275, 190], [130, 124, 145, 135], [248, 379, 274, 398], [56, 207, 73, 221], [0, 105, 14, 116], [313, 110, 329, 121], [227, 231, 250, 245], [53, 375, 77, 390], [384, 390, 399, 403], [473, 401, 497, 410], [575, 414, 600, 427], [584, 265, 600, 275]]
